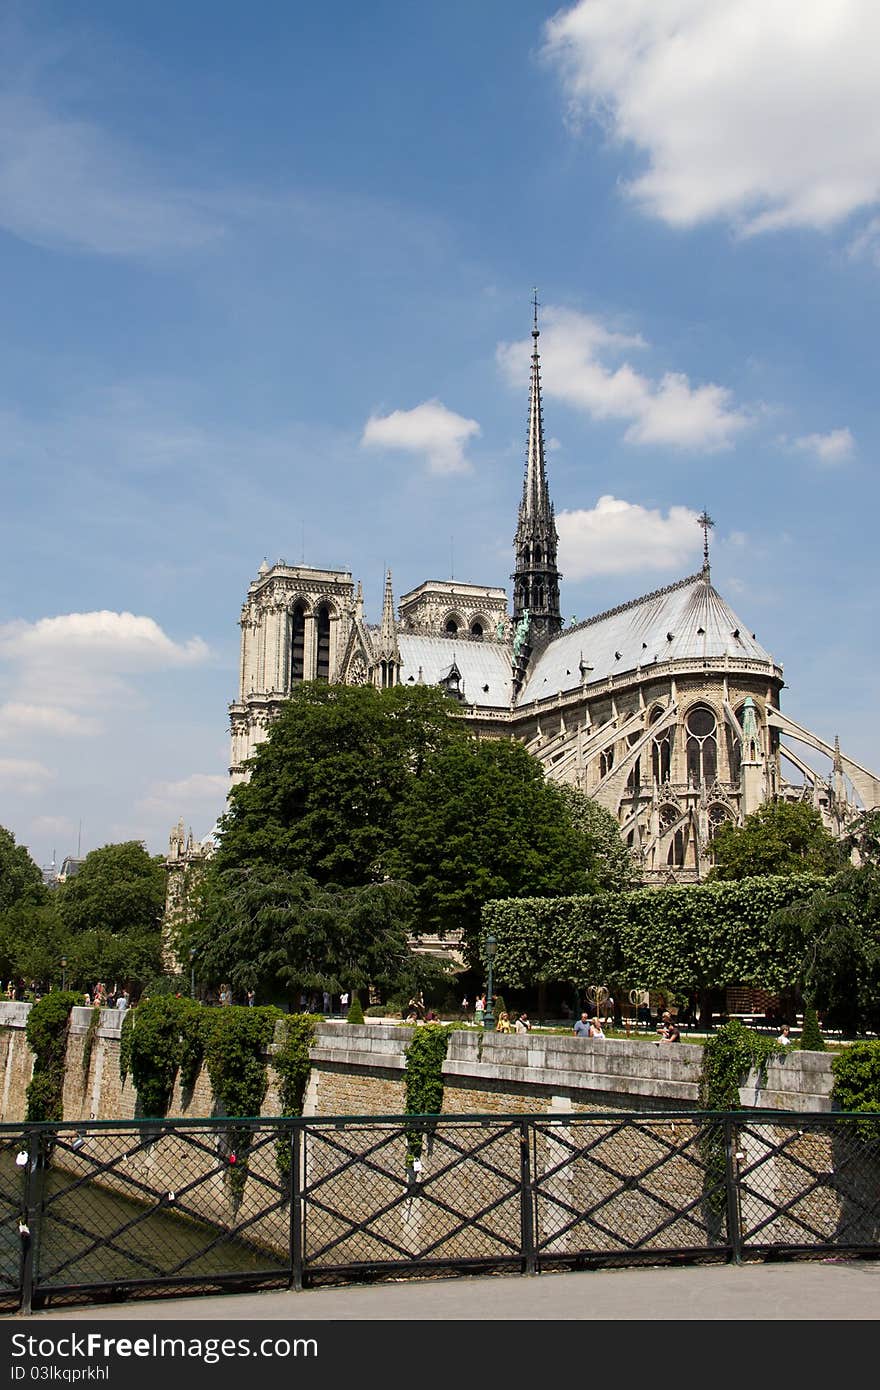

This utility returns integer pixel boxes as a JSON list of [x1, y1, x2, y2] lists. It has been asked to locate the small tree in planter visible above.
[[346, 995, 365, 1024]]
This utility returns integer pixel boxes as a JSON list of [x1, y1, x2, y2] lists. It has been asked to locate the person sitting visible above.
[[495, 1010, 513, 1034], [514, 1012, 531, 1033], [659, 1014, 681, 1043]]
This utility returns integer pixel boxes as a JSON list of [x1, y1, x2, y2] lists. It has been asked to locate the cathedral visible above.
[[223, 308, 878, 886]]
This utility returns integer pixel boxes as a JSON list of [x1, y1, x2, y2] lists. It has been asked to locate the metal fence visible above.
[[1, 1110, 878, 1312]]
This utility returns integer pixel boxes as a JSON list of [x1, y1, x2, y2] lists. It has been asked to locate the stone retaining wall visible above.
[[0, 1005, 836, 1125]]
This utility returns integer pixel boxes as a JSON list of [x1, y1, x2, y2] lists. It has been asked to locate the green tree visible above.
[[0, 826, 45, 913], [708, 800, 842, 881], [768, 866, 880, 1035], [57, 841, 165, 936], [189, 864, 417, 1003], [388, 737, 599, 957], [555, 786, 640, 891], [0, 899, 68, 988], [215, 683, 464, 887]]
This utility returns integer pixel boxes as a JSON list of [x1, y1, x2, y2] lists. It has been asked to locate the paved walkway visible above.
[[24, 1259, 880, 1321]]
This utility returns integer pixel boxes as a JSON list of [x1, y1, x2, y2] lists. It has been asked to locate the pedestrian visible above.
[[573, 1012, 591, 1037], [82, 992, 91, 1007], [322, 990, 331, 1015], [776, 1023, 792, 1046], [246, 988, 255, 1007], [117, 991, 130, 1016], [588, 1017, 605, 1039], [340, 990, 349, 1012], [474, 993, 485, 1025], [461, 995, 469, 1015]]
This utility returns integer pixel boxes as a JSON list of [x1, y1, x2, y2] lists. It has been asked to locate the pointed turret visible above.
[[374, 569, 401, 689], [512, 292, 562, 640]]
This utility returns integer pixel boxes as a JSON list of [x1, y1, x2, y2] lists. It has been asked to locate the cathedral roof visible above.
[[518, 572, 775, 703], [398, 634, 512, 707]]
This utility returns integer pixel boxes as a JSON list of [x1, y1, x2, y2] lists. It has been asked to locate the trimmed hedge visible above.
[[483, 875, 824, 992]]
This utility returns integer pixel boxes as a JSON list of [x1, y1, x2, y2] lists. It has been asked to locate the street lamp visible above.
[[60, 956, 67, 991], [483, 933, 496, 1030]]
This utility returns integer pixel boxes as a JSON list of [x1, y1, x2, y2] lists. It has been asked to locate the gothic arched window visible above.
[[445, 618, 458, 635], [650, 708, 672, 784], [686, 704, 717, 786], [290, 603, 306, 684], [315, 604, 331, 682], [470, 621, 483, 640], [708, 804, 731, 841]]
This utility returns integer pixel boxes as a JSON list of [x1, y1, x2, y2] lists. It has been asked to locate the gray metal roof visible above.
[[518, 573, 774, 704], [398, 634, 512, 707]]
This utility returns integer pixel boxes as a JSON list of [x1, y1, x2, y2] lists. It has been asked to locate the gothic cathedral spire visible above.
[[513, 292, 562, 639]]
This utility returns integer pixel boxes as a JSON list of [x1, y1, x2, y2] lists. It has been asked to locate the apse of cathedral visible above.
[[224, 306, 879, 886]]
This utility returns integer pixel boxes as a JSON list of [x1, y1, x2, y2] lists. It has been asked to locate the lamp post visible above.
[[189, 948, 196, 1000], [483, 933, 496, 1030], [60, 956, 67, 991]]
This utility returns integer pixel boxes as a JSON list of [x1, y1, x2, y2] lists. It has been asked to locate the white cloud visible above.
[[497, 306, 747, 450], [0, 612, 208, 669], [136, 772, 228, 823], [0, 91, 222, 256], [0, 758, 54, 796], [361, 400, 481, 475], [793, 428, 856, 466], [0, 703, 99, 736], [543, 1, 880, 235], [557, 496, 702, 578], [0, 612, 209, 743]]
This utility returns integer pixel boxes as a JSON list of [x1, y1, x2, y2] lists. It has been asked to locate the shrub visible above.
[[346, 996, 365, 1025], [800, 1005, 826, 1051], [831, 1041, 880, 1140]]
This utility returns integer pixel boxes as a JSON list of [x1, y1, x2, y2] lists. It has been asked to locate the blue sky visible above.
[[1, 0, 878, 869]]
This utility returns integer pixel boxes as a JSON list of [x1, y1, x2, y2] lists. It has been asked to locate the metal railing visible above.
[[1, 1110, 877, 1312]]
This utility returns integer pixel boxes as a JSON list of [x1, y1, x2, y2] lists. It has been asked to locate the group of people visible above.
[[495, 1010, 531, 1034], [82, 982, 130, 1013]]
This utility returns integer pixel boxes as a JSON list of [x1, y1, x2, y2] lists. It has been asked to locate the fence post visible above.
[[289, 1121, 304, 1291], [519, 1119, 536, 1276], [723, 1117, 743, 1265], [18, 1128, 46, 1315]]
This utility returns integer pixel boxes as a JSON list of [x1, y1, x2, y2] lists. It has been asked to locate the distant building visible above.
[[56, 856, 85, 882]]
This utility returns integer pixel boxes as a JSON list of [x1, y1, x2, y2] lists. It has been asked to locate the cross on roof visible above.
[[697, 510, 715, 570]]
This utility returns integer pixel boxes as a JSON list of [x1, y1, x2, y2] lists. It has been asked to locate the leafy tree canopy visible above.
[[0, 826, 45, 913], [708, 800, 842, 881], [189, 864, 419, 1003], [388, 737, 600, 957], [56, 841, 165, 937], [215, 683, 465, 887], [555, 786, 640, 892]]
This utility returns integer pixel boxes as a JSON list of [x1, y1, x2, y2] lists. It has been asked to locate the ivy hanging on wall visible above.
[[24, 991, 80, 1122], [273, 1012, 321, 1179], [120, 994, 203, 1118], [80, 1007, 101, 1089], [699, 1020, 782, 1224], [404, 1023, 450, 1162]]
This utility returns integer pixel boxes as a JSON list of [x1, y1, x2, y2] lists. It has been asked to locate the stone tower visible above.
[[512, 296, 562, 642]]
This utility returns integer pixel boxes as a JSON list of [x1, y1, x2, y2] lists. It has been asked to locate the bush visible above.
[[346, 996, 365, 1025], [832, 1042, 880, 1115], [800, 1005, 826, 1051]]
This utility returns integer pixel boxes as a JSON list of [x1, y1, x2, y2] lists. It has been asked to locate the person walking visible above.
[[573, 1012, 591, 1037]]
